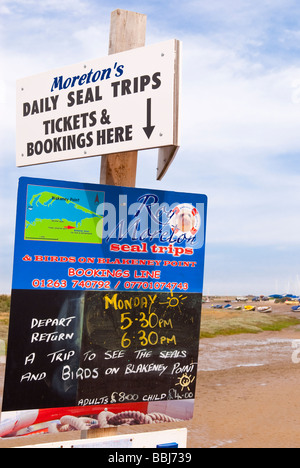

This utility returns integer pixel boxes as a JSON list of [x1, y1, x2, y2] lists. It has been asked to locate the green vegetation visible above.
[[0, 295, 10, 353], [0, 295, 10, 314], [200, 307, 300, 338]]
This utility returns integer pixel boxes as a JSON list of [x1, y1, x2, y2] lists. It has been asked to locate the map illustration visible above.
[[25, 184, 104, 244]]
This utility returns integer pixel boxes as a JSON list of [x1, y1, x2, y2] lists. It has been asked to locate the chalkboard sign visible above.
[[2, 177, 207, 432], [3, 289, 202, 411]]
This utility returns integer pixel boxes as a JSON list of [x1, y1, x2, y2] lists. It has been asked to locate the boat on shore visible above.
[[257, 306, 272, 313]]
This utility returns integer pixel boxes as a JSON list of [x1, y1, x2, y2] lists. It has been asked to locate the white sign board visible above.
[[20, 428, 188, 449], [16, 39, 180, 167]]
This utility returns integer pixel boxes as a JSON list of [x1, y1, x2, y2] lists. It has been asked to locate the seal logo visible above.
[[169, 203, 201, 237]]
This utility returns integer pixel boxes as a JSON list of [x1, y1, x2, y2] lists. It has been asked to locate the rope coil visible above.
[[54, 410, 181, 432]]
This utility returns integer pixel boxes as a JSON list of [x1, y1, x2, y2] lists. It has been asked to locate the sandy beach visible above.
[[190, 328, 300, 448], [1, 323, 300, 448]]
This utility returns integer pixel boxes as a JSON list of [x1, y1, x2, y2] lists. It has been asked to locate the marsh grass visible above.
[[200, 307, 300, 338], [0, 295, 10, 314], [0, 295, 10, 351]]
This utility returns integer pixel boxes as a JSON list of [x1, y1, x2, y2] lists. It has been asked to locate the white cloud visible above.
[[0, 0, 89, 15], [0, 77, 6, 104], [181, 36, 300, 155], [0, 4, 10, 15]]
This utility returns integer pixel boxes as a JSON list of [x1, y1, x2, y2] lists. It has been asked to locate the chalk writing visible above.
[[3, 289, 202, 412]]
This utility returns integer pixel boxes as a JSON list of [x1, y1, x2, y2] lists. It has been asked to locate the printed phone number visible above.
[[31, 279, 189, 291], [32, 279, 111, 289]]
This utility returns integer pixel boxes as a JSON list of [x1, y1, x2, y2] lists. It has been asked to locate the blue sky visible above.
[[1, 0, 300, 295]]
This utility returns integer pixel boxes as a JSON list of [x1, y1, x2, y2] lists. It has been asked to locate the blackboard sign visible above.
[[3, 289, 202, 411], [1, 177, 207, 433]]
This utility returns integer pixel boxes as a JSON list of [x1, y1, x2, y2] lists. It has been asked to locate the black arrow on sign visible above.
[[143, 98, 155, 139]]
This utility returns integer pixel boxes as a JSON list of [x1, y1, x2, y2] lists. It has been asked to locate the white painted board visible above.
[[16, 40, 180, 167], [19, 428, 188, 448]]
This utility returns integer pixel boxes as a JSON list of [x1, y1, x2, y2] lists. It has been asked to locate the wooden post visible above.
[[100, 9, 147, 187], [86, 10, 146, 441]]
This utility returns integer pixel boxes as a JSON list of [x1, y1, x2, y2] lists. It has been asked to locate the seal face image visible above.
[[177, 209, 195, 233], [169, 204, 201, 237]]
